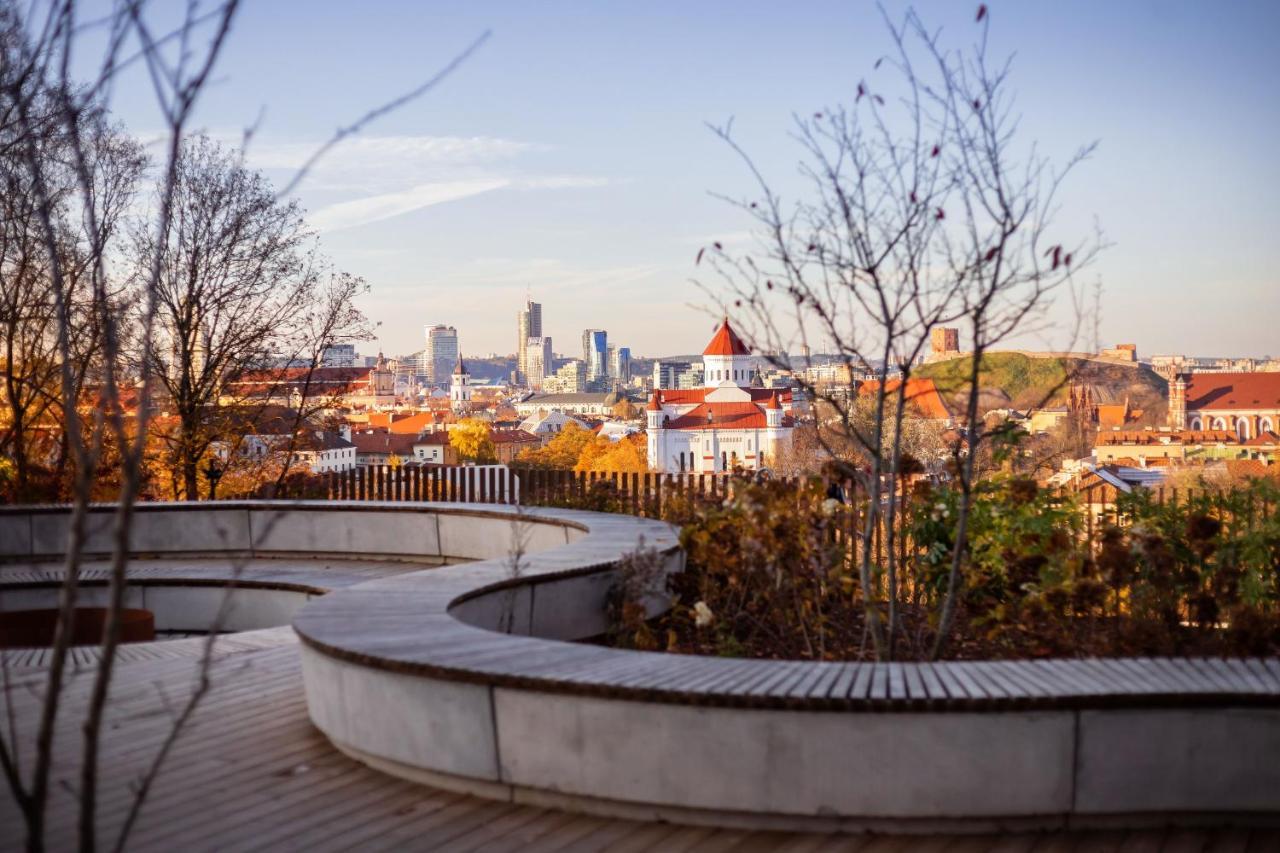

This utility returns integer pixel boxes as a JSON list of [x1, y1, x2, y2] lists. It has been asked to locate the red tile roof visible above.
[[859, 378, 951, 420], [350, 431, 418, 455], [656, 387, 790, 405], [702, 318, 751, 357], [665, 402, 791, 430], [491, 429, 538, 444], [1244, 430, 1280, 447], [388, 412, 439, 434], [1186, 373, 1280, 411]]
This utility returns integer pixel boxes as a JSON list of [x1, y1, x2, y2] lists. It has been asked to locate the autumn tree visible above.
[[516, 420, 595, 468], [578, 433, 649, 473], [451, 417, 496, 463]]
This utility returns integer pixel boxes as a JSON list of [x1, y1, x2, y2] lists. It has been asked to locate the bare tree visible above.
[[137, 134, 318, 501], [0, 3, 487, 849], [701, 6, 1099, 660]]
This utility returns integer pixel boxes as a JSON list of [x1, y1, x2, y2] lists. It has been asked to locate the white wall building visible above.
[[646, 318, 794, 473], [450, 355, 472, 412]]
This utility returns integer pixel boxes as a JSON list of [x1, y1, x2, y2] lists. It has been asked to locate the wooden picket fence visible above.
[[306, 464, 792, 518]]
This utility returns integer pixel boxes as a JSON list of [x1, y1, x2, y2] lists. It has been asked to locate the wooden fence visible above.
[[307, 464, 776, 518]]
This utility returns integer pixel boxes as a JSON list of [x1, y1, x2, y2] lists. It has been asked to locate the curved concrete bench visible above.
[[4, 503, 1277, 832]]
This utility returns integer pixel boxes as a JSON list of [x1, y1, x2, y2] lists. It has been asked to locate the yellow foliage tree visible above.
[[451, 418, 496, 463], [516, 421, 594, 468], [578, 434, 649, 473]]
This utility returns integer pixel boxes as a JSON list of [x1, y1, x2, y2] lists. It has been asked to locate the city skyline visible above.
[[92, 1, 1279, 358]]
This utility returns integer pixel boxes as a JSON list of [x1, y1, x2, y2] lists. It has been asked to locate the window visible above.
[[720, 451, 727, 471], [678, 452, 686, 473]]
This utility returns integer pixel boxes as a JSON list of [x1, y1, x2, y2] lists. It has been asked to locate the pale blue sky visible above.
[[98, 1, 1279, 359]]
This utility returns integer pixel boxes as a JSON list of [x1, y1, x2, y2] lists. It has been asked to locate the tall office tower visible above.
[[582, 329, 608, 383], [424, 324, 459, 386], [517, 299, 542, 384], [609, 345, 631, 384], [525, 336, 553, 390]]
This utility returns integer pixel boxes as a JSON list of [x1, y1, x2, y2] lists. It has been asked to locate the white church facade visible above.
[[646, 318, 795, 474]]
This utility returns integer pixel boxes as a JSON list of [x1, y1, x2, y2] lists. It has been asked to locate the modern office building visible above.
[[321, 344, 357, 368], [517, 300, 542, 384], [424, 324, 459, 387], [582, 329, 608, 383], [524, 336, 553, 390], [609, 345, 631, 384]]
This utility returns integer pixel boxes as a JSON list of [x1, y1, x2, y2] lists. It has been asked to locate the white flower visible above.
[[693, 600, 714, 628], [822, 498, 841, 515]]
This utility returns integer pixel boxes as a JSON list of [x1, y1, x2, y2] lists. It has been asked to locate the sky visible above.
[[91, 1, 1280, 360]]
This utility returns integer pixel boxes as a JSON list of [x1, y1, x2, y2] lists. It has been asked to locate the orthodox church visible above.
[[645, 318, 795, 473]]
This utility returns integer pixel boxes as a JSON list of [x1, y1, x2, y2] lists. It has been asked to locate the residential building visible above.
[[524, 336, 553, 390], [542, 359, 586, 394], [519, 409, 588, 441], [411, 432, 451, 465], [424, 324, 459, 387], [646, 318, 795, 473], [291, 429, 358, 472], [582, 329, 608, 383], [349, 430, 419, 466], [491, 429, 540, 463], [516, 300, 542, 383], [1169, 372, 1280, 440]]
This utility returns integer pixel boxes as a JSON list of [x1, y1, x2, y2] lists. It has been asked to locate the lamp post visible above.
[[204, 458, 223, 501]]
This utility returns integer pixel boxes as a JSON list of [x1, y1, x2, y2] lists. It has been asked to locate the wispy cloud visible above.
[[221, 134, 611, 230], [243, 135, 537, 182], [309, 178, 509, 231]]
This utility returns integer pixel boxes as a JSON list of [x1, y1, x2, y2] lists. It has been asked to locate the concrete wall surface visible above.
[[4, 502, 1275, 831]]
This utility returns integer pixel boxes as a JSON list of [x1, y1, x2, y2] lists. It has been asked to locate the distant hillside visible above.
[[915, 352, 1167, 414]]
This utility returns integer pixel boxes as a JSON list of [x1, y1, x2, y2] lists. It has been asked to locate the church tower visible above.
[[450, 354, 471, 412], [702, 317, 754, 388]]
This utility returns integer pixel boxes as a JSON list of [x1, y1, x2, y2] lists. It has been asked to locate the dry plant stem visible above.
[[698, 6, 1099, 662]]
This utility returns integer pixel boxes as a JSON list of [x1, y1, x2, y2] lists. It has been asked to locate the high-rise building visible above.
[[424, 324, 459, 386], [582, 329, 608, 382], [517, 300, 542, 384], [321, 344, 357, 367], [609, 345, 631, 384], [524, 336, 553, 390]]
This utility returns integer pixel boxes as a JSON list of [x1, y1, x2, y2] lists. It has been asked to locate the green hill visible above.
[[916, 352, 1167, 413]]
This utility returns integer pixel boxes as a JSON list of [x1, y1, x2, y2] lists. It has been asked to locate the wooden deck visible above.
[[2, 631, 1276, 852]]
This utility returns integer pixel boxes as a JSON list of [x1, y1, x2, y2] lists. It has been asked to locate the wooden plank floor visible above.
[[1, 633, 1276, 852]]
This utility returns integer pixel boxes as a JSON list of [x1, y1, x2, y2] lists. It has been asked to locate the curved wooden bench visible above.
[[4, 502, 1277, 832]]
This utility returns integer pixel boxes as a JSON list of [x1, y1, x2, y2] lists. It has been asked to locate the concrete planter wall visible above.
[[3, 502, 1277, 831]]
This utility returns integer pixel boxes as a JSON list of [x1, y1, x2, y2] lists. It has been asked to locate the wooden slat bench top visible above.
[[2, 636, 1275, 852]]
